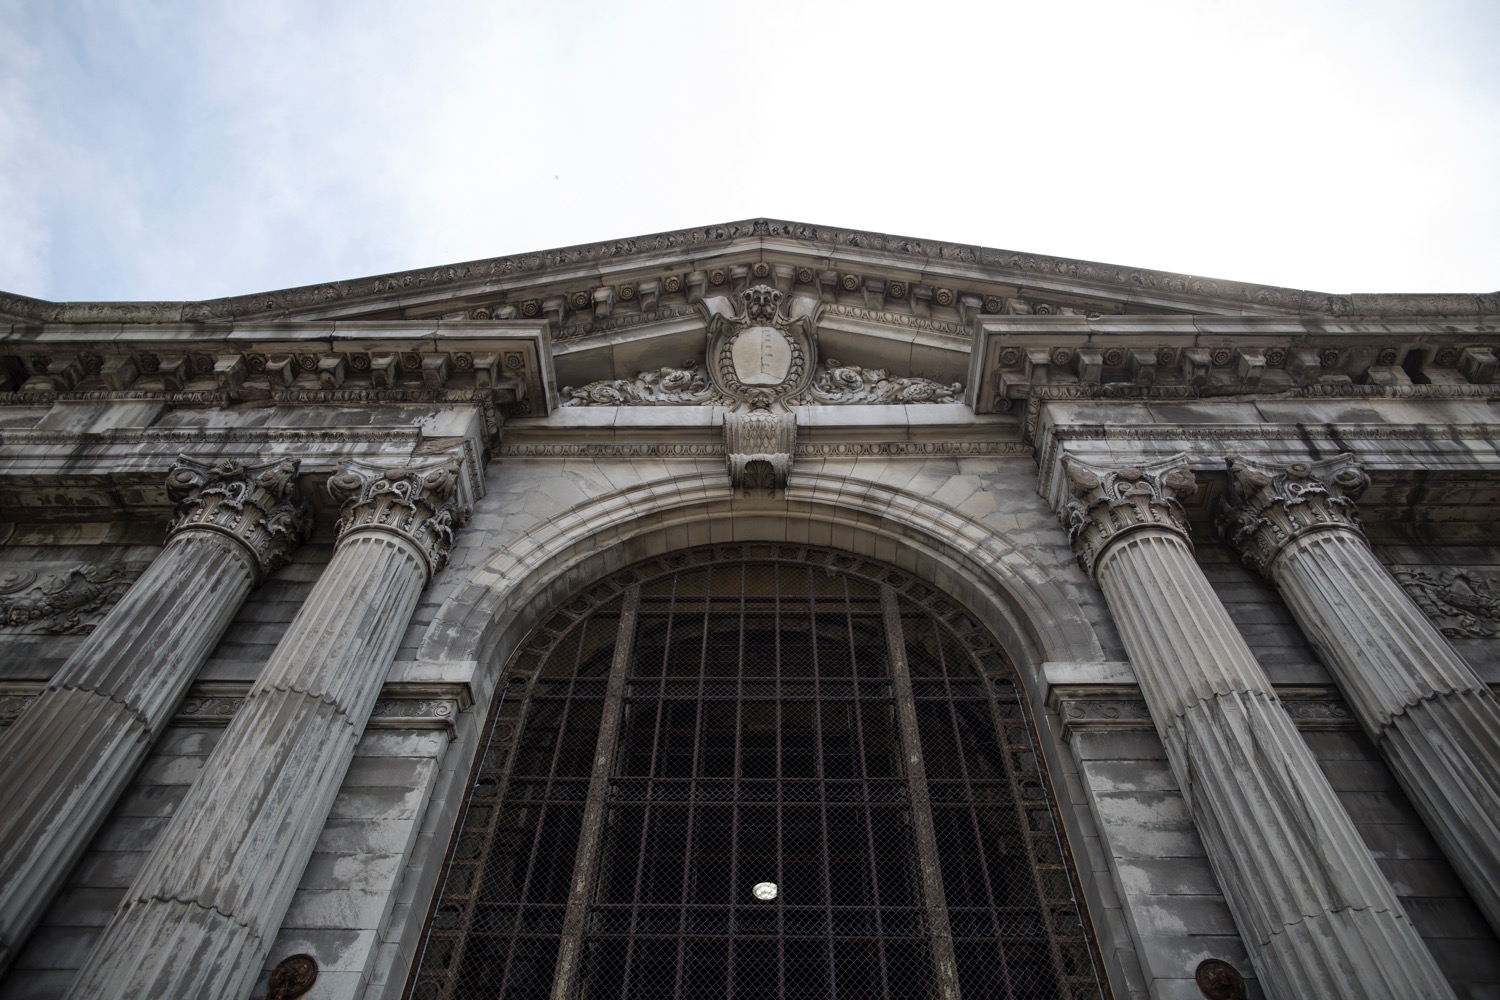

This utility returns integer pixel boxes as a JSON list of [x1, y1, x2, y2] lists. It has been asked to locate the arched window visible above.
[[409, 546, 1106, 999]]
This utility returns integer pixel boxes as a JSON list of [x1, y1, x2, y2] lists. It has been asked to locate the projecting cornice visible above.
[[2, 219, 1497, 326]]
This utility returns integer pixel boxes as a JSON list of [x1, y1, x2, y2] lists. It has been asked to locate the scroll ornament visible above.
[[1059, 456, 1199, 578], [1216, 454, 1368, 575], [561, 361, 725, 406], [789, 360, 962, 405], [328, 457, 470, 579], [165, 456, 313, 579]]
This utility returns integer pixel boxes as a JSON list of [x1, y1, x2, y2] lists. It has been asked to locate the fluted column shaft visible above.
[[65, 457, 468, 1000], [0, 457, 308, 974], [1062, 456, 1453, 1000], [1223, 455, 1500, 935]]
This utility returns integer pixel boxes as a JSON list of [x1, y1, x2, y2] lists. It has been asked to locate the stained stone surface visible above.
[[3, 220, 1499, 999]]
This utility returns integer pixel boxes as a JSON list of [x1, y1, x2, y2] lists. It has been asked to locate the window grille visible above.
[[409, 546, 1107, 999]]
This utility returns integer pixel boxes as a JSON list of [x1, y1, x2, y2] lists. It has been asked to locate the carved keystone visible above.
[[165, 456, 313, 581], [1216, 454, 1369, 575], [724, 409, 796, 499], [1058, 455, 1198, 579]]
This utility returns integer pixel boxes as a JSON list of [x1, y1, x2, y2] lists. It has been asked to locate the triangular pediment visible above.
[[2, 219, 1496, 426]]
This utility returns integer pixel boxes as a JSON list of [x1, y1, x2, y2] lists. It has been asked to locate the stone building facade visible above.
[[0, 219, 1497, 1000]]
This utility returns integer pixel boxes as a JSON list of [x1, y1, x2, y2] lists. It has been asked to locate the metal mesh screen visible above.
[[409, 546, 1106, 1000]]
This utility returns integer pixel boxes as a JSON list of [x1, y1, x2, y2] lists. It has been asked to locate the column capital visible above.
[[166, 456, 313, 580], [1059, 454, 1198, 578], [329, 456, 470, 580], [1216, 453, 1369, 575]]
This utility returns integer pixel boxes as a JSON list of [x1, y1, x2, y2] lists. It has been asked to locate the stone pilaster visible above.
[[0, 456, 310, 974], [1219, 454, 1500, 935], [1060, 454, 1453, 1000], [65, 456, 469, 1000]]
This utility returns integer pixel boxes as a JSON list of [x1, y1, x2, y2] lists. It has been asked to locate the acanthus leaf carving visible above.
[[560, 360, 726, 407], [0, 564, 138, 634], [1058, 455, 1198, 578], [329, 456, 471, 580], [788, 360, 963, 405], [1392, 569, 1500, 639], [1216, 454, 1368, 575], [166, 455, 314, 580]]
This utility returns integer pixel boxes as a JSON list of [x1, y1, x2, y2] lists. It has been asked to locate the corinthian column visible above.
[[1060, 456, 1452, 1000], [1220, 454, 1500, 935], [0, 456, 310, 973], [64, 456, 471, 1000]]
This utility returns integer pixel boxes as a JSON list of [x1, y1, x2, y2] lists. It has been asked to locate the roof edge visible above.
[[2, 218, 1497, 325]]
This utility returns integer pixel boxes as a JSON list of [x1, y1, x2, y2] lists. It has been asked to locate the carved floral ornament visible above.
[[166, 455, 314, 579], [328, 457, 470, 580], [560, 284, 963, 409], [0, 564, 137, 634], [1215, 454, 1369, 576], [1059, 456, 1199, 578], [1393, 569, 1500, 639]]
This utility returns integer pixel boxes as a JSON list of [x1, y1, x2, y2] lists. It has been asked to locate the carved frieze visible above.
[[724, 410, 796, 499], [1393, 569, 1500, 639], [1058, 456, 1198, 578], [1216, 454, 1368, 575], [329, 457, 470, 579], [166, 456, 314, 580], [561, 362, 725, 406], [788, 361, 962, 405], [0, 565, 137, 634]]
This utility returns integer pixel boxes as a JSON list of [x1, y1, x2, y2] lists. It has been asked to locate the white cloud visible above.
[[3, 0, 1496, 299]]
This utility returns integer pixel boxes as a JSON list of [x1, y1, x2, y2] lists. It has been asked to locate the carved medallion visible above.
[[729, 325, 794, 385], [704, 284, 816, 410]]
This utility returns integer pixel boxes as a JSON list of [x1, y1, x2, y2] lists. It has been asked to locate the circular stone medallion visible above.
[[730, 327, 793, 386]]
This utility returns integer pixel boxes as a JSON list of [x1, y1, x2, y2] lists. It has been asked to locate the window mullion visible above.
[[550, 584, 641, 1000], [880, 585, 962, 1000]]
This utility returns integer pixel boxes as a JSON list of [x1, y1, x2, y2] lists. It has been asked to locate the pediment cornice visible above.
[[3, 219, 1497, 328]]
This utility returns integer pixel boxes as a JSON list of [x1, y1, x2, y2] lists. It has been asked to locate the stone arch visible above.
[[420, 468, 1107, 704]]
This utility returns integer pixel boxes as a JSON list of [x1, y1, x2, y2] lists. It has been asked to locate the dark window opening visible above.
[[409, 546, 1107, 1000]]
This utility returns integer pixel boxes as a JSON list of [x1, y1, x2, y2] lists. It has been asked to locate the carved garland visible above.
[[789, 360, 962, 405], [560, 361, 725, 407]]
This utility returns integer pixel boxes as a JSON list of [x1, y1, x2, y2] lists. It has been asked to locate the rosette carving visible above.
[[1216, 454, 1369, 575], [328, 456, 470, 579], [1058, 455, 1198, 578], [166, 456, 313, 579]]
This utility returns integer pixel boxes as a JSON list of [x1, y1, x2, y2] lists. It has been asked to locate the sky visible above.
[[1, 0, 1497, 302]]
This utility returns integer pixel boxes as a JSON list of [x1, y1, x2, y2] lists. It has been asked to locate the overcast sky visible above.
[[2, 1, 1496, 302]]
